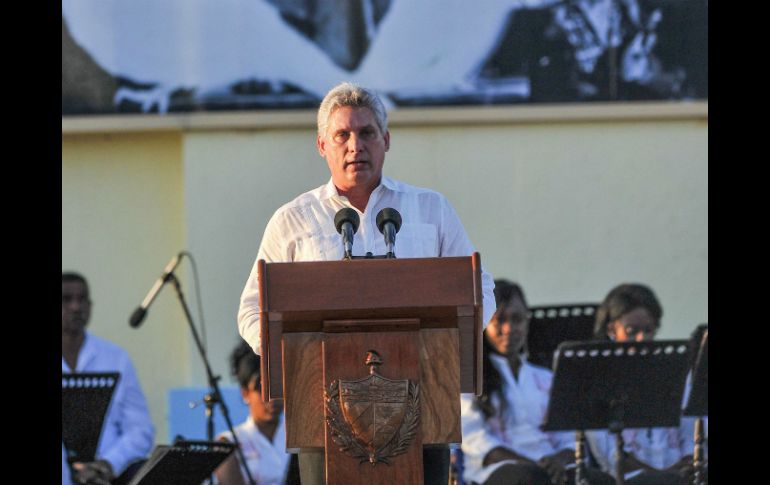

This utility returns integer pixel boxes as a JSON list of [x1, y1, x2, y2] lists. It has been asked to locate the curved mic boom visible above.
[[129, 252, 184, 328]]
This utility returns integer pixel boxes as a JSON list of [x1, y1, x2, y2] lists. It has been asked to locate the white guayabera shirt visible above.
[[238, 175, 496, 355]]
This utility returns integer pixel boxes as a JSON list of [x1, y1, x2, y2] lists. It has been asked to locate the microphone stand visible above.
[[167, 273, 257, 485]]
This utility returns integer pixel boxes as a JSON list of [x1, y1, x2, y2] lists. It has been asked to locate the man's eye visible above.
[[63, 296, 86, 303]]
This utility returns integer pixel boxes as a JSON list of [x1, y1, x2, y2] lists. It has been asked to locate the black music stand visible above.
[[62, 372, 120, 465], [527, 304, 597, 368], [683, 329, 707, 417], [127, 439, 236, 485], [542, 340, 691, 485], [683, 329, 708, 485]]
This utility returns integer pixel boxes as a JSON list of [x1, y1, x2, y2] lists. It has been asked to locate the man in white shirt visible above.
[[238, 82, 496, 485], [62, 272, 155, 485]]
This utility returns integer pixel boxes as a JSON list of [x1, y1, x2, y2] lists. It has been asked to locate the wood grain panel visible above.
[[471, 253, 484, 396], [458, 315, 477, 394], [268, 320, 284, 399], [275, 306, 461, 330], [323, 318, 420, 333], [258, 259, 269, 402], [283, 333, 324, 450], [419, 328, 461, 444]]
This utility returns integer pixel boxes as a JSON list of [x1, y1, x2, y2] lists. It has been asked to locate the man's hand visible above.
[[538, 449, 574, 485], [71, 459, 114, 485]]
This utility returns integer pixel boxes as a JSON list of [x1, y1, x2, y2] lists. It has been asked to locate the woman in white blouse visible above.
[[214, 342, 299, 485], [460, 279, 614, 485], [586, 283, 697, 484]]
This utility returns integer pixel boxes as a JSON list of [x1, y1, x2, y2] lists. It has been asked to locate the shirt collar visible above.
[[488, 352, 530, 379], [319, 175, 398, 202], [319, 177, 339, 201], [379, 175, 398, 192], [245, 413, 286, 441], [489, 352, 529, 365], [62, 331, 95, 372]]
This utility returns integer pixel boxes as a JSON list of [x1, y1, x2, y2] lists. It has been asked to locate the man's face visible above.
[[485, 297, 530, 357], [62, 280, 91, 336], [317, 106, 390, 195]]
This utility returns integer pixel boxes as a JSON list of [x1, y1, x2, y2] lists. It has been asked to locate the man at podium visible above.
[[238, 82, 496, 485]]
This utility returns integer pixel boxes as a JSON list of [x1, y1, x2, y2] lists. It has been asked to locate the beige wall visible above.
[[62, 132, 189, 443], [387, 119, 708, 340], [183, 130, 329, 387], [63, 103, 707, 441]]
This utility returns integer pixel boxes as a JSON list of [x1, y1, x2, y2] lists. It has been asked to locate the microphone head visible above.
[[334, 208, 360, 234], [376, 208, 402, 234], [129, 307, 147, 328]]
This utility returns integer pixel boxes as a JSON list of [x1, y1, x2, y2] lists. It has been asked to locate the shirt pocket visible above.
[[394, 223, 438, 258], [294, 233, 344, 261]]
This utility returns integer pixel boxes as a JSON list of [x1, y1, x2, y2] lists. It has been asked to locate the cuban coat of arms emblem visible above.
[[325, 350, 420, 465]]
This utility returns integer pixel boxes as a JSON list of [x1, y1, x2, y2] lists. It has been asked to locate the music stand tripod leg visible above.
[[574, 430, 590, 485], [613, 430, 625, 485], [693, 417, 706, 485]]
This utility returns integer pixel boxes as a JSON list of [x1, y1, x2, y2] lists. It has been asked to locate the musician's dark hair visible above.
[[230, 339, 261, 390], [593, 283, 662, 340], [62, 271, 89, 293]]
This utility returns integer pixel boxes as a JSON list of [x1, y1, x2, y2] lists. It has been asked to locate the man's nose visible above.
[[66, 298, 83, 311], [347, 134, 364, 152]]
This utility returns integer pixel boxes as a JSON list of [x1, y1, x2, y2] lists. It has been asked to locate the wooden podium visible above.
[[258, 254, 484, 484]]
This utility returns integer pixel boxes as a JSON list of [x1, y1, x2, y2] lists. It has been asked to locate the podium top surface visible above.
[[261, 256, 482, 325]]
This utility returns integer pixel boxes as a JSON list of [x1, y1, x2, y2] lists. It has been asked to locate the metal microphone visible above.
[[129, 252, 184, 328], [376, 208, 402, 258], [334, 208, 360, 260]]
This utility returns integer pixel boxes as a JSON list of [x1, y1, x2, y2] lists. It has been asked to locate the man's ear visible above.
[[383, 130, 390, 151], [317, 134, 326, 157]]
